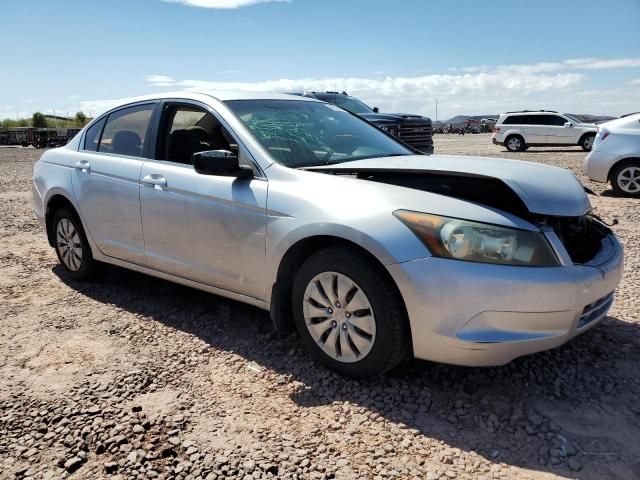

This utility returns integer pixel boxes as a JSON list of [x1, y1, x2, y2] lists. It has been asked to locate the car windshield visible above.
[[225, 99, 412, 168], [564, 113, 583, 123]]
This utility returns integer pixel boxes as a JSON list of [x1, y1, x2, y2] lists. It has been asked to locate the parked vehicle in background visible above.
[[492, 110, 598, 152], [0, 127, 80, 147], [584, 113, 640, 197], [33, 91, 623, 378], [291, 91, 434, 154]]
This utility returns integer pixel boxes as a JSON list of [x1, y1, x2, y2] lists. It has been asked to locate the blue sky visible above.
[[1, 0, 639, 120]]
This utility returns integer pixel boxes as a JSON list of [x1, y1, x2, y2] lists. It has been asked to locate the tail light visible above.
[[494, 126, 500, 133]]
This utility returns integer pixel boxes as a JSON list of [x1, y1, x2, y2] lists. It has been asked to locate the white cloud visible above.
[[565, 57, 640, 70], [76, 57, 640, 121], [146, 75, 176, 87], [162, 0, 288, 8]]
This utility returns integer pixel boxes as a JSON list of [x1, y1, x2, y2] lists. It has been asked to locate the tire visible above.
[[52, 206, 104, 280], [610, 160, 640, 197], [291, 246, 410, 378], [505, 135, 525, 152], [580, 134, 595, 152]]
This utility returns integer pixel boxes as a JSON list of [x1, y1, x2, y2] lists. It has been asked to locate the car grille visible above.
[[577, 292, 614, 329], [396, 123, 433, 152]]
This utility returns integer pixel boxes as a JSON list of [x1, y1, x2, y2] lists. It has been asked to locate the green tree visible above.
[[32, 112, 47, 128], [74, 111, 87, 126]]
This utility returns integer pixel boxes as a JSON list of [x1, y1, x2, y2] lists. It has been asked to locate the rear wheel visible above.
[[610, 160, 640, 197], [292, 246, 410, 378], [505, 135, 525, 152], [53, 207, 103, 280], [580, 134, 595, 151]]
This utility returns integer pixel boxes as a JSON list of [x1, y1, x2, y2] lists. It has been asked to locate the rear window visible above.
[[503, 115, 527, 125]]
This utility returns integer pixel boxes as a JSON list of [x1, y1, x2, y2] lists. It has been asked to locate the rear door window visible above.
[[98, 104, 155, 157], [528, 115, 547, 125]]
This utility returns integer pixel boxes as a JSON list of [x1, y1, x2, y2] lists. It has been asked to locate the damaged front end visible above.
[[310, 166, 616, 266], [536, 214, 613, 265]]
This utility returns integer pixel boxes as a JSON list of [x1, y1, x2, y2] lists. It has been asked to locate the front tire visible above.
[[52, 207, 103, 280], [292, 246, 410, 378], [580, 134, 595, 152], [610, 160, 640, 197], [505, 135, 525, 152]]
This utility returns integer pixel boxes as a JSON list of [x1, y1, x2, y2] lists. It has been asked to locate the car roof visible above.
[[96, 90, 319, 113]]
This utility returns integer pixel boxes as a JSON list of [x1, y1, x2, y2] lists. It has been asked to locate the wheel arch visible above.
[[578, 131, 596, 145], [607, 157, 640, 181], [44, 193, 78, 247], [269, 235, 411, 348]]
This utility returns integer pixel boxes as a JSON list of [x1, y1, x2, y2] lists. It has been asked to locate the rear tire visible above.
[[52, 207, 104, 280], [291, 246, 410, 378], [505, 135, 525, 152], [580, 134, 595, 152], [610, 160, 640, 197]]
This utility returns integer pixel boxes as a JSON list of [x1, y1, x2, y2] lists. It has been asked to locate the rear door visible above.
[[524, 115, 548, 143], [71, 102, 156, 263], [139, 101, 268, 300]]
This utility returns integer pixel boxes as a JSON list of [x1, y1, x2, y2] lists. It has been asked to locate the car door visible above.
[[524, 115, 548, 144], [71, 102, 156, 264], [139, 101, 268, 300], [545, 114, 575, 144]]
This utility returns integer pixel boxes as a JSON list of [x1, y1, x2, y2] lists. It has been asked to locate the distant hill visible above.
[[443, 113, 617, 125], [443, 115, 498, 125]]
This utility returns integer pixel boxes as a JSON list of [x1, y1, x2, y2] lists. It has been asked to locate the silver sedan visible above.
[[32, 92, 623, 378]]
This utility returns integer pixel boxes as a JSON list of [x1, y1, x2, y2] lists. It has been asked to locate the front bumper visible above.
[[387, 233, 623, 366]]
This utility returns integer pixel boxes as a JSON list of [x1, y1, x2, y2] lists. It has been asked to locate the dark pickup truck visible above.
[[290, 91, 434, 154]]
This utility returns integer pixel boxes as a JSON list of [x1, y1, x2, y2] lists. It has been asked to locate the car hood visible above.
[[309, 154, 591, 217], [360, 112, 431, 123]]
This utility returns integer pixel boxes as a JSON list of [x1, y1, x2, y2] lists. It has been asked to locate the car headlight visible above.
[[393, 210, 559, 266]]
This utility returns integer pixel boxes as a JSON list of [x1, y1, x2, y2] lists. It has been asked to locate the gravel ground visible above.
[[1, 134, 639, 480]]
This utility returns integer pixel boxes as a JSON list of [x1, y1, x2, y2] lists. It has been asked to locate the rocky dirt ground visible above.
[[1, 134, 639, 480]]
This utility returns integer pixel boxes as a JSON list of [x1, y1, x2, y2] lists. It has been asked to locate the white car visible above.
[[492, 110, 598, 152], [584, 113, 640, 196]]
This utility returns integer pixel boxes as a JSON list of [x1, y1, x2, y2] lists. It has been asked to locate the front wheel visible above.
[[505, 135, 525, 152], [581, 134, 595, 151], [292, 247, 410, 378], [53, 207, 103, 280], [610, 161, 640, 197]]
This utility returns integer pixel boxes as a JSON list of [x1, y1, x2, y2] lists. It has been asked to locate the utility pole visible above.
[[435, 98, 438, 123]]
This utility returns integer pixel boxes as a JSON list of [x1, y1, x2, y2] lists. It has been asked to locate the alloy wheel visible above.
[[302, 271, 376, 363], [583, 135, 594, 150], [617, 166, 640, 194], [56, 218, 83, 271], [507, 137, 521, 151]]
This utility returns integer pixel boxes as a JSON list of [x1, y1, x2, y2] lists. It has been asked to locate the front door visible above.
[[139, 102, 268, 300], [71, 103, 156, 264], [545, 114, 576, 144]]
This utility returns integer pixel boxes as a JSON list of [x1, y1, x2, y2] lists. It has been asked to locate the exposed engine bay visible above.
[[310, 167, 611, 265]]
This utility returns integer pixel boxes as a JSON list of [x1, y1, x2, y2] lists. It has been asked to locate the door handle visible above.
[[75, 160, 90, 172], [142, 174, 167, 189]]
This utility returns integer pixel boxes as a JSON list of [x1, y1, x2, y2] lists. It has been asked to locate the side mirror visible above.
[[564, 122, 573, 128], [192, 150, 253, 178], [373, 107, 379, 113]]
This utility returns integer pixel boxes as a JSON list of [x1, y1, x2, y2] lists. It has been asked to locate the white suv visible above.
[[492, 110, 598, 152]]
